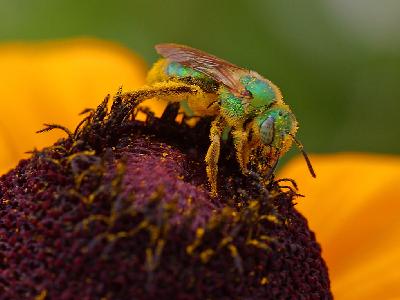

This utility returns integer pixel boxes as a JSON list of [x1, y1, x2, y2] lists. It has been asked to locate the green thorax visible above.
[[219, 87, 246, 121], [240, 75, 277, 110], [219, 75, 278, 122]]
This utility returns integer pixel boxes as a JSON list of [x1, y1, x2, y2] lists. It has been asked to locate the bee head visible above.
[[256, 105, 298, 150], [254, 106, 316, 178]]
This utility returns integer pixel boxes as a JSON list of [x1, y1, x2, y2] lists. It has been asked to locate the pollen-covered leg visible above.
[[231, 128, 251, 173], [205, 116, 225, 196], [123, 81, 200, 105]]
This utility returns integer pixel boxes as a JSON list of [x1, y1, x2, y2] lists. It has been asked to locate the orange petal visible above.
[[0, 38, 162, 174], [278, 153, 400, 299]]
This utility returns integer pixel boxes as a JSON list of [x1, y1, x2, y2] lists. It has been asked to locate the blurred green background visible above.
[[1, 0, 399, 157]]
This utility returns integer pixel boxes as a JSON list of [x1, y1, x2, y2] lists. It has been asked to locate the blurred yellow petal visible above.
[[278, 153, 400, 299], [0, 38, 166, 175]]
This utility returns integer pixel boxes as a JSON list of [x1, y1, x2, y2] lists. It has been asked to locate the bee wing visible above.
[[155, 43, 247, 94]]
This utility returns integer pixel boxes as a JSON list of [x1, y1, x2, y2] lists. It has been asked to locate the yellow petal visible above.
[[278, 153, 400, 299], [0, 38, 160, 174]]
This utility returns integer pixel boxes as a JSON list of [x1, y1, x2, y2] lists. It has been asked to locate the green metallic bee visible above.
[[141, 43, 315, 196]]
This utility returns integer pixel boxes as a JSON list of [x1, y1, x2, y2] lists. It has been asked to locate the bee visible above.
[[138, 43, 315, 196]]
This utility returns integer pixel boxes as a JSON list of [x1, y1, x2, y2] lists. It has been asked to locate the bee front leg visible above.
[[205, 116, 225, 197]]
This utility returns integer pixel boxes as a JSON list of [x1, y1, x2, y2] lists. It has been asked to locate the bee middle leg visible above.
[[231, 128, 251, 173], [205, 116, 225, 197]]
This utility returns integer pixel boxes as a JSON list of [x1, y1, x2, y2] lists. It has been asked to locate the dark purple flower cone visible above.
[[0, 92, 332, 300]]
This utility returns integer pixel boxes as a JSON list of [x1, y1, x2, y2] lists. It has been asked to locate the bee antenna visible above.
[[289, 133, 316, 178]]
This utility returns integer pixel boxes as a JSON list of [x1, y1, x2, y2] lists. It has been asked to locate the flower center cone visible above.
[[0, 93, 332, 300]]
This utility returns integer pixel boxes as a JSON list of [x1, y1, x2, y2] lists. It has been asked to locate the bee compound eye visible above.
[[260, 117, 274, 145]]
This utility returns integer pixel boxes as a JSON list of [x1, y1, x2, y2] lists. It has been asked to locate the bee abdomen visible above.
[[166, 61, 219, 93]]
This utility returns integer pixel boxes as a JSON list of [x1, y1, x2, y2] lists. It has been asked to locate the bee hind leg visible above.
[[205, 116, 225, 197]]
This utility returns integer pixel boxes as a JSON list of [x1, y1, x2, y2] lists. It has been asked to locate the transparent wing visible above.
[[155, 43, 248, 94]]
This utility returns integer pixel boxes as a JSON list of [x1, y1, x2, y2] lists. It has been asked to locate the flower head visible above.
[[0, 89, 332, 299]]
